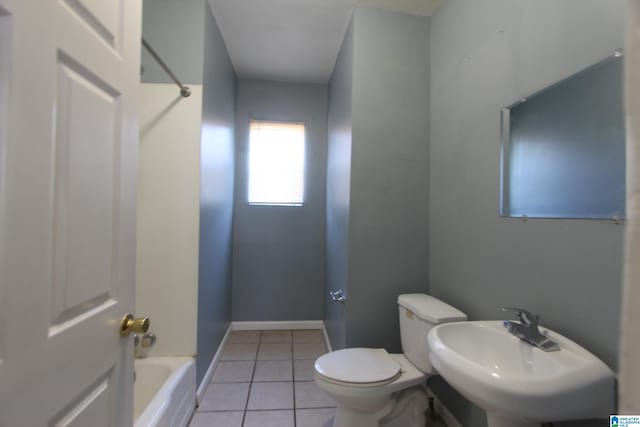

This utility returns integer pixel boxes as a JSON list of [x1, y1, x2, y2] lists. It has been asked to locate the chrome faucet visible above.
[[329, 290, 346, 304], [501, 307, 560, 352], [134, 332, 157, 358]]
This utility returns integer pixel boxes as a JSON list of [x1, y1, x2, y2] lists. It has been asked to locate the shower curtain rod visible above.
[[141, 38, 191, 98]]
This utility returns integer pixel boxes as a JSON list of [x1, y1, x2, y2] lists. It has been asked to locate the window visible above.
[[248, 121, 305, 206]]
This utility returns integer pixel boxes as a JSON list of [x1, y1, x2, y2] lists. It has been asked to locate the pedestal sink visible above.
[[427, 321, 615, 427]]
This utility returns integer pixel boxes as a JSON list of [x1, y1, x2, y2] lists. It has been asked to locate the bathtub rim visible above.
[[134, 356, 195, 427]]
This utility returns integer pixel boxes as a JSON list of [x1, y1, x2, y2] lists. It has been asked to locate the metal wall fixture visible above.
[[329, 290, 346, 304], [134, 332, 157, 359], [141, 38, 191, 98]]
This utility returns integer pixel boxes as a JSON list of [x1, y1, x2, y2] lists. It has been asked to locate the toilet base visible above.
[[380, 386, 428, 427], [330, 386, 428, 427], [486, 412, 540, 427], [333, 403, 393, 427]]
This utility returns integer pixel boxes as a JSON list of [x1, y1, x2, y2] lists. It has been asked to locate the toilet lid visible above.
[[314, 348, 401, 384]]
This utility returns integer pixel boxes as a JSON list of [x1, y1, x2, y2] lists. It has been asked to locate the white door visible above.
[[0, 0, 141, 426]]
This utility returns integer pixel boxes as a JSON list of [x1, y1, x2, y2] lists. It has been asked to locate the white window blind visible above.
[[248, 121, 305, 206]]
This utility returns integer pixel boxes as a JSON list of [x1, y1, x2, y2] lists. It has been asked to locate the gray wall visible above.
[[141, 0, 206, 85], [196, 4, 236, 385], [347, 6, 430, 351], [324, 6, 430, 352], [325, 18, 354, 351], [232, 80, 328, 321], [428, 1, 625, 425]]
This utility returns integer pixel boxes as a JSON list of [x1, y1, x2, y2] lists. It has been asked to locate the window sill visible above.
[[248, 202, 304, 207]]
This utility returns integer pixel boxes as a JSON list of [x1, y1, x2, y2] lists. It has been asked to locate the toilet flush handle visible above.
[[329, 290, 346, 304]]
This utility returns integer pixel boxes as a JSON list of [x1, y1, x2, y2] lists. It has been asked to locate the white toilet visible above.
[[314, 293, 467, 427]]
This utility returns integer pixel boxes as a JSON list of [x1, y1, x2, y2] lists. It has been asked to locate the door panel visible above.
[[60, 0, 123, 52], [52, 372, 113, 427], [52, 58, 120, 328], [0, 0, 141, 425]]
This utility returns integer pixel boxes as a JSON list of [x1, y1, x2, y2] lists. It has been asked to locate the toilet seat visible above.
[[314, 348, 402, 386]]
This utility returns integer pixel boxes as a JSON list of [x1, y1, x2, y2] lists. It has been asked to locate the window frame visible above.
[[246, 119, 307, 207]]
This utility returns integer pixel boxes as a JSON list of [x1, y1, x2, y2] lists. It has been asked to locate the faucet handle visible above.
[[329, 290, 346, 304], [140, 332, 157, 348], [501, 307, 539, 326]]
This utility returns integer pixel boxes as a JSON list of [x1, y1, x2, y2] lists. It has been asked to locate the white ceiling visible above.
[[208, 0, 440, 83]]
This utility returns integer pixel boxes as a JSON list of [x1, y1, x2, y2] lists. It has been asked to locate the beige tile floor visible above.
[[190, 330, 336, 427]]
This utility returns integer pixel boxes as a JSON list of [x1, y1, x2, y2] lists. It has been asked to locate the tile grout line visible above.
[[197, 404, 337, 414], [241, 331, 261, 426], [291, 330, 297, 427]]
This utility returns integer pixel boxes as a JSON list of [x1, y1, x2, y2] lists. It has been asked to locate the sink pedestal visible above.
[[487, 412, 540, 427]]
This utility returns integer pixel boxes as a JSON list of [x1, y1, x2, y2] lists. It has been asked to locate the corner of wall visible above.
[[195, 2, 236, 385]]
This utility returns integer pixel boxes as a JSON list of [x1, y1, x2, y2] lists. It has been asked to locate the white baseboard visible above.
[[321, 321, 332, 352], [196, 324, 232, 404], [426, 387, 463, 427], [231, 320, 324, 331]]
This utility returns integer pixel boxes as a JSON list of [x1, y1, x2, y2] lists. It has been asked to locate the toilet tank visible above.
[[398, 294, 467, 374]]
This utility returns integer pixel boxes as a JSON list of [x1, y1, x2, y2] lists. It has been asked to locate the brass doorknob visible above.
[[120, 314, 150, 336]]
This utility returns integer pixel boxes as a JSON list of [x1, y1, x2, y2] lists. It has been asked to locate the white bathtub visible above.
[[134, 357, 196, 427]]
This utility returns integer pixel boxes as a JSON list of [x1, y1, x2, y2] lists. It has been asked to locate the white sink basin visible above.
[[427, 321, 615, 427]]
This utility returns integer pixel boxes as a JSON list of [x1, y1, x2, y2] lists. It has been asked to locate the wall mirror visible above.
[[500, 52, 625, 220]]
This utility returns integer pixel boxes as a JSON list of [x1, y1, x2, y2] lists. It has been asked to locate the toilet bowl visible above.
[[314, 294, 467, 427], [315, 350, 426, 427]]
